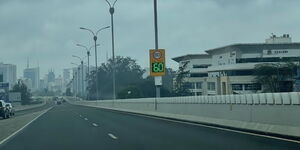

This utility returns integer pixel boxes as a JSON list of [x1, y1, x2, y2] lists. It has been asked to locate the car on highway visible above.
[[56, 100, 62, 105], [0, 100, 10, 119], [5, 103, 15, 116]]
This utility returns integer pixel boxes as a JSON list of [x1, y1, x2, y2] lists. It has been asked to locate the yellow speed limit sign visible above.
[[149, 49, 166, 76]]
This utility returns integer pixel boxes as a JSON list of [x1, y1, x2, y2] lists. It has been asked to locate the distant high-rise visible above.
[[63, 69, 70, 82], [47, 70, 55, 83], [23, 67, 40, 91], [0, 62, 17, 89]]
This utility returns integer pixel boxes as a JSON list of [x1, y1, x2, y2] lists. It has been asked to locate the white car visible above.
[[0, 100, 10, 119], [5, 103, 15, 116]]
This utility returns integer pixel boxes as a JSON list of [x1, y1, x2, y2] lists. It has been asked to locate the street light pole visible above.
[[81, 60, 84, 97], [74, 72, 78, 98], [80, 26, 110, 100], [76, 44, 100, 77], [71, 63, 80, 97], [77, 44, 100, 100], [153, 0, 161, 99], [105, 0, 118, 100], [72, 56, 85, 99]]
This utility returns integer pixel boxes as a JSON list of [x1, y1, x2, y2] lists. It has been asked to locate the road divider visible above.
[[14, 100, 47, 112]]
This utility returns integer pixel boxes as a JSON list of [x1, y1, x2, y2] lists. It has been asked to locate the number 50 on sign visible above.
[[149, 49, 166, 76]]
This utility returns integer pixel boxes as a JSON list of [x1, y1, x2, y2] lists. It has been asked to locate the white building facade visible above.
[[0, 63, 17, 89], [173, 34, 300, 96]]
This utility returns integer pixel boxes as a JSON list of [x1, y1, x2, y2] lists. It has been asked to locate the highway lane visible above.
[[1, 103, 300, 150]]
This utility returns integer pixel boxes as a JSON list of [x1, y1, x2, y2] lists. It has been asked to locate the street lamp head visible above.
[[109, 7, 115, 14], [79, 27, 86, 30], [105, 26, 110, 29]]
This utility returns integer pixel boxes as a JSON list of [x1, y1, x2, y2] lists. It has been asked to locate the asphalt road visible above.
[[1, 103, 299, 150]]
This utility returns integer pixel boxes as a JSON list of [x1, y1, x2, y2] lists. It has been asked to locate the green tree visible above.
[[87, 56, 145, 99], [117, 86, 143, 99], [174, 61, 191, 96], [138, 68, 175, 98], [254, 62, 297, 92], [11, 80, 32, 105]]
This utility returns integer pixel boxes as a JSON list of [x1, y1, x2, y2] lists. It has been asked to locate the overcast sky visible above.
[[1, 0, 300, 78]]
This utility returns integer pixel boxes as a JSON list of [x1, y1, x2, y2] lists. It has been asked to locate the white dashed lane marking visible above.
[[84, 118, 88, 121], [92, 123, 98, 127], [108, 133, 118, 140]]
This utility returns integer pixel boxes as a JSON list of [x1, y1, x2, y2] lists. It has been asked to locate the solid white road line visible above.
[[92, 123, 98, 127], [0, 107, 53, 145], [125, 112, 300, 144], [84, 118, 88, 121], [108, 133, 118, 140]]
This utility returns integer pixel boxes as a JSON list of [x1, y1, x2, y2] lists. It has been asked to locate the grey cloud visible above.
[[0, 0, 300, 77]]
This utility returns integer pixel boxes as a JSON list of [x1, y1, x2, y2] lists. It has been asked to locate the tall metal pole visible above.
[[87, 51, 90, 76], [86, 51, 90, 100], [106, 0, 117, 100], [81, 61, 84, 98], [111, 9, 116, 100], [93, 36, 99, 99], [73, 72, 78, 98], [154, 0, 161, 98], [77, 67, 80, 96], [80, 27, 110, 100], [76, 44, 100, 100]]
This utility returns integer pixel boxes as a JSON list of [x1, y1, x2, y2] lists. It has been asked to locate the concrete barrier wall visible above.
[[71, 92, 300, 137]]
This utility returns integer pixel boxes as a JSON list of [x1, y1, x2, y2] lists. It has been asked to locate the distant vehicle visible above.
[[5, 103, 15, 116], [56, 100, 62, 105], [53, 97, 59, 101], [0, 100, 10, 119]]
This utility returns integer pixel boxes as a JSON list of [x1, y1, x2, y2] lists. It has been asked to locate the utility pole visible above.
[[80, 26, 110, 99], [154, 0, 161, 98], [105, 0, 118, 100]]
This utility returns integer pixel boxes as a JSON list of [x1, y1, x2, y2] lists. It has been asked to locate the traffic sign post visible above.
[[149, 49, 166, 77], [150, 49, 165, 107]]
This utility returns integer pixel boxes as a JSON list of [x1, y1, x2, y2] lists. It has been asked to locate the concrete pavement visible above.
[[1, 103, 299, 150]]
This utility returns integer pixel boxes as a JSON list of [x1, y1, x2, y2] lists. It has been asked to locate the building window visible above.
[[196, 92, 202, 96], [195, 82, 202, 89], [267, 50, 272, 55], [192, 64, 211, 68], [208, 82, 216, 91], [230, 52, 236, 57], [186, 82, 194, 89], [232, 84, 243, 90], [245, 83, 261, 90], [226, 70, 254, 76], [190, 73, 208, 77], [236, 57, 300, 64]]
